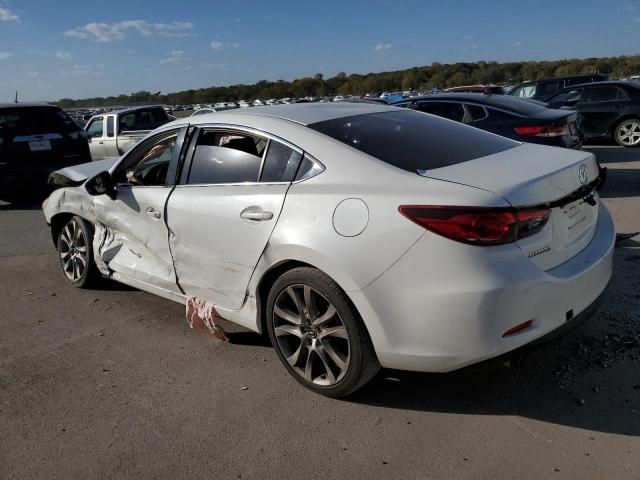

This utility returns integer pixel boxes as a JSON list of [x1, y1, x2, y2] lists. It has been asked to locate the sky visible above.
[[0, 0, 639, 101]]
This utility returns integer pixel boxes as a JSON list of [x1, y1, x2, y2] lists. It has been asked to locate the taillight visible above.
[[514, 125, 569, 137], [398, 206, 550, 246]]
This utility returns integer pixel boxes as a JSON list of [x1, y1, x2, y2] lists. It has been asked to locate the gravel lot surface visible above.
[[1, 146, 638, 479]]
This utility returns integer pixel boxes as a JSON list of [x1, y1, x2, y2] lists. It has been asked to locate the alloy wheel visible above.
[[272, 284, 351, 386], [617, 120, 640, 147], [59, 219, 88, 282]]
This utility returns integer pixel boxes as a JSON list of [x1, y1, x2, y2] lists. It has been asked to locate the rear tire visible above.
[[266, 267, 380, 398], [614, 118, 640, 147], [56, 216, 99, 288]]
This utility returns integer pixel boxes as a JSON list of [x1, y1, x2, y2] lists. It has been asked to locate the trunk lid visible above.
[[424, 143, 601, 270]]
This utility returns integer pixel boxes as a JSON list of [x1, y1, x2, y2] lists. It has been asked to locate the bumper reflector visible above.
[[502, 320, 533, 338]]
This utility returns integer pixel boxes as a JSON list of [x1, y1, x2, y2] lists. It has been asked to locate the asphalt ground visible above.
[[0, 146, 639, 479]]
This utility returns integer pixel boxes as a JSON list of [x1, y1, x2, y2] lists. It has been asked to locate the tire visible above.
[[614, 118, 640, 148], [266, 267, 380, 397], [56, 216, 99, 288]]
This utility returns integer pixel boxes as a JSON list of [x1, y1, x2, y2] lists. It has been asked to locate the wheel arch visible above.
[[254, 259, 367, 340], [50, 212, 74, 246], [612, 114, 640, 135]]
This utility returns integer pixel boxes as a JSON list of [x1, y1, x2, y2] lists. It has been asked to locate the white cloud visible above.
[[513, 41, 522, 48], [26, 71, 39, 78], [0, 51, 13, 60], [160, 50, 186, 64], [64, 20, 194, 42], [55, 51, 72, 60], [463, 34, 474, 40], [210, 40, 240, 51], [374, 42, 395, 53], [0, 6, 19, 22]]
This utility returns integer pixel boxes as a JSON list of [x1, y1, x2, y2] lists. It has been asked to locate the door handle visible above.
[[146, 207, 161, 219], [98, 141, 104, 144], [240, 207, 274, 221]]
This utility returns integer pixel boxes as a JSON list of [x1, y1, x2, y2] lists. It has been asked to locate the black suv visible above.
[[0, 103, 91, 196], [508, 75, 609, 101], [546, 81, 640, 148]]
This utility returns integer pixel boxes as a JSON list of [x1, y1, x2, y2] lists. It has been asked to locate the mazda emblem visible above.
[[578, 164, 588, 185]]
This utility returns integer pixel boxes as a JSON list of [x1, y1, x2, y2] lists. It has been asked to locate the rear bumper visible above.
[[349, 202, 615, 372]]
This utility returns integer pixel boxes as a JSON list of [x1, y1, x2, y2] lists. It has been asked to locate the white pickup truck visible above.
[[84, 106, 172, 160]]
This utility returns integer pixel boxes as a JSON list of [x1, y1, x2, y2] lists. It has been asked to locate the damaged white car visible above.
[[43, 103, 615, 397]]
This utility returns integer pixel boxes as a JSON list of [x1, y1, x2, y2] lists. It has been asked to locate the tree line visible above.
[[55, 55, 640, 108]]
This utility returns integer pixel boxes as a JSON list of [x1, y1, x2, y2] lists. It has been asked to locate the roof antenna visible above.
[[14, 91, 18, 103]]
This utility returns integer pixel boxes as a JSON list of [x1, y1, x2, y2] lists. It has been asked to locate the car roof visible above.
[[558, 80, 640, 90], [394, 93, 547, 113], [188, 102, 398, 126], [516, 74, 606, 86], [0, 102, 58, 109], [107, 105, 166, 116]]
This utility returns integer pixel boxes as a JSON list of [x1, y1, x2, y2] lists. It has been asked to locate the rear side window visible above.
[[106, 116, 114, 137], [260, 142, 302, 182], [585, 87, 628, 103], [119, 108, 169, 132], [308, 110, 517, 173], [466, 104, 488, 121], [187, 131, 267, 184], [417, 102, 465, 122]]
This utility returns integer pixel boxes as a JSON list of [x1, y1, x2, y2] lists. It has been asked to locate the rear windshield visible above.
[[486, 96, 549, 115], [308, 110, 517, 173], [0, 107, 78, 135]]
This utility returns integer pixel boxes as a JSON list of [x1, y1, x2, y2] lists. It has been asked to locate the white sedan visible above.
[[43, 103, 615, 397]]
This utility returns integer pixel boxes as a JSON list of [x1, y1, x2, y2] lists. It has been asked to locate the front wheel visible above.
[[614, 118, 640, 147], [56, 216, 99, 288], [266, 267, 380, 397]]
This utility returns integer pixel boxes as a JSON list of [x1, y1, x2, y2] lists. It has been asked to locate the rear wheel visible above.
[[56, 216, 99, 288], [614, 118, 640, 147], [266, 267, 380, 397]]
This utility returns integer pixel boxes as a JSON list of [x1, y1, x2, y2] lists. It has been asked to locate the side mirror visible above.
[[85, 171, 115, 199]]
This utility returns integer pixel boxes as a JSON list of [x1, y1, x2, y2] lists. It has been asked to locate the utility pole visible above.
[[14, 91, 18, 103]]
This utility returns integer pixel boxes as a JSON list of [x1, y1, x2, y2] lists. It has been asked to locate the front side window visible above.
[[86, 117, 103, 138], [113, 132, 179, 186], [309, 110, 517, 173], [187, 131, 268, 184], [549, 89, 584, 105], [466, 104, 488, 121]]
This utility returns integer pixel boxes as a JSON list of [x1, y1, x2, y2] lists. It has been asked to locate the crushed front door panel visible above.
[[92, 186, 178, 292]]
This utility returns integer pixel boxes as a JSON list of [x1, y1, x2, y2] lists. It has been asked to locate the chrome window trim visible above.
[[173, 181, 289, 188]]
